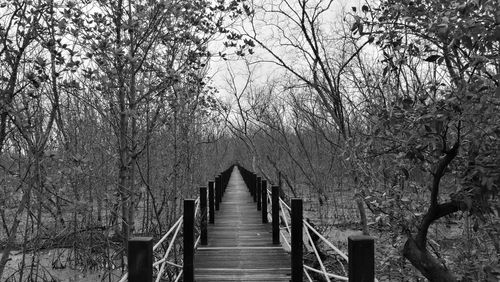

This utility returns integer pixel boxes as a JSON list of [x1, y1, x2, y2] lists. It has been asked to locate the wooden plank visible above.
[[194, 167, 291, 281]]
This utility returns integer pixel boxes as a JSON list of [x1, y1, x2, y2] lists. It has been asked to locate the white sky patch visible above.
[[207, 0, 370, 104]]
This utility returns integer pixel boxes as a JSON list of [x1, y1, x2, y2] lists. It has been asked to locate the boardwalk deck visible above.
[[194, 167, 291, 281]]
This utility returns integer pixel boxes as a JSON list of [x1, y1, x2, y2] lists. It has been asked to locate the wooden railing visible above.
[[122, 164, 375, 282], [120, 165, 234, 282], [238, 165, 376, 282]]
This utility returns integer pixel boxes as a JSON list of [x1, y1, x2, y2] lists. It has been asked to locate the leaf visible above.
[[382, 65, 389, 77], [352, 7, 356, 12], [424, 55, 441, 62], [462, 36, 473, 49], [362, 5, 369, 13], [350, 22, 358, 32], [401, 168, 409, 179]]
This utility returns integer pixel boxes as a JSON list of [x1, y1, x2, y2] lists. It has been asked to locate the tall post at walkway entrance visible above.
[[261, 180, 268, 223], [348, 235, 374, 282], [200, 187, 207, 245], [128, 237, 153, 282], [272, 186, 280, 244], [217, 174, 223, 198], [215, 176, 221, 211], [183, 199, 195, 282], [257, 177, 262, 211], [291, 198, 303, 282], [208, 181, 215, 224], [252, 173, 257, 201]]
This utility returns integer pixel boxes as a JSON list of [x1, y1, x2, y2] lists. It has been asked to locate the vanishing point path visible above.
[[194, 167, 291, 281]]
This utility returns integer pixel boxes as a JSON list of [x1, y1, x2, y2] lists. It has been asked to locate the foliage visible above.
[[346, 0, 500, 280], [0, 0, 252, 280]]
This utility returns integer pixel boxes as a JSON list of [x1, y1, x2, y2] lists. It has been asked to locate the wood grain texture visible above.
[[195, 168, 291, 281]]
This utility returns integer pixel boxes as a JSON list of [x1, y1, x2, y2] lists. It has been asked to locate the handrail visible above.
[[153, 221, 183, 267], [155, 198, 201, 281], [155, 218, 183, 282], [173, 270, 183, 282], [194, 198, 200, 217], [303, 220, 348, 261], [305, 226, 331, 281], [118, 196, 201, 282], [303, 265, 348, 281], [117, 273, 128, 282], [304, 267, 313, 282], [153, 216, 183, 251], [124, 166, 375, 281], [270, 188, 349, 281]]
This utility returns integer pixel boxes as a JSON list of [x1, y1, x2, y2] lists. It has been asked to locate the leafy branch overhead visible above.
[[347, 0, 500, 280]]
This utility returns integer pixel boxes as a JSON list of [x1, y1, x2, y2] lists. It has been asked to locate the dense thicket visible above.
[[225, 0, 499, 281], [1, 0, 498, 281], [0, 0, 247, 280]]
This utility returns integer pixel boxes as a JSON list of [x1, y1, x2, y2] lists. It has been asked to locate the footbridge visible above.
[[118, 165, 375, 281]]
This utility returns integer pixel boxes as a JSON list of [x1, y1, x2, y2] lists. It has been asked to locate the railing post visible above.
[[257, 177, 262, 210], [291, 198, 303, 282], [223, 170, 228, 193], [183, 199, 195, 282], [272, 186, 280, 244], [208, 181, 215, 224], [200, 187, 208, 245], [261, 180, 268, 223], [348, 235, 374, 282], [253, 175, 258, 202], [246, 169, 251, 193], [215, 176, 220, 211], [217, 174, 223, 199], [251, 173, 256, 199], [128, 237, 153, 282], [278, 171, 282, 188]]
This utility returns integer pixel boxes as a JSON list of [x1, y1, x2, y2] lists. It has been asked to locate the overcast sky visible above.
[[207, 0, 368, 103]]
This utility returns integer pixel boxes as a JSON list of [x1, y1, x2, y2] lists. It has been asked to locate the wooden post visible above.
[[217, 175, 223, 199], [348, 235, 374, 282], [200, 187, 207, 245], [246, 170, 252, 192], [128, 237, 153, 282], [251, 173, 256, 199], [261, 180, 268, 223], [225, 170, 228, 191], [183, 199, 195, 282], [253, 175, 258, 202], [272, 186, 280, 244], [257, 177, 261, 211], [208, 181, 215, 224], [291, 198, 303, 282], [215, 176, 220, 211]]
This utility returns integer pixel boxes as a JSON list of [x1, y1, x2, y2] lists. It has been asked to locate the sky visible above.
[[207, 0, 368, 104]]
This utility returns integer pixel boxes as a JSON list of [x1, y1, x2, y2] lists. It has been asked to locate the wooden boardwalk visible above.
[[194, 167, 291, 281]]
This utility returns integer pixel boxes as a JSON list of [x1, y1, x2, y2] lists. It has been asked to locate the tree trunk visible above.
[[403, 236, 456, 282], [356, 197, 369, 235], [0, 185, 32, 279]]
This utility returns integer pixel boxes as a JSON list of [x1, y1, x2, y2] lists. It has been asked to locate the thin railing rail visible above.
[[124, 165, 374, 281], [118, 197, 201, 282], [270, 188, 349, 281]]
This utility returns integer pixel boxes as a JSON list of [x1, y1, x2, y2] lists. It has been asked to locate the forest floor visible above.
[[2, 188, 497, 281], [3, 249, 123, 282]]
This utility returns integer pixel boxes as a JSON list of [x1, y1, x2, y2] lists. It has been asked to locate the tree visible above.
[[0, 1, 62, 277], [0, 0, 252, 279], [238, 0, 373, 232], [350, 0, 500, 280]]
